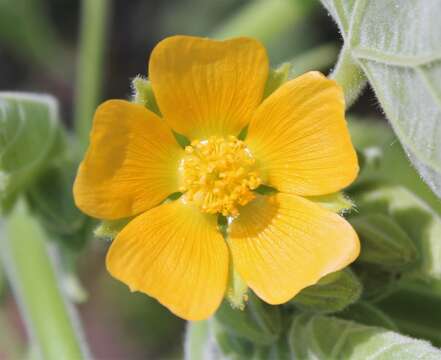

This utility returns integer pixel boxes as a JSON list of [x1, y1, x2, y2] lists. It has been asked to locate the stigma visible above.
[[179, 136, 261, 217]]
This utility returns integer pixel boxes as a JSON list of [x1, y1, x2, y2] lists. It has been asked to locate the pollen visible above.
[[179, 136, 261, 217]]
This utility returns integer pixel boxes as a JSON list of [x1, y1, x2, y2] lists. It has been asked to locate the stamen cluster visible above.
[[179, 136, 261, 216]]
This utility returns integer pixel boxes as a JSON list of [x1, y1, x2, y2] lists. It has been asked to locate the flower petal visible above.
[[73, 100, 183, 220], [246, 71, 358, 196], [106, 199, 229, 320], [149, 35, 269, 139], [228, 193, 359, 305]]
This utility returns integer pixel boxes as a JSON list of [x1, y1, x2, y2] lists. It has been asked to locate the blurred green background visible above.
[[1, 0, 440, 359]]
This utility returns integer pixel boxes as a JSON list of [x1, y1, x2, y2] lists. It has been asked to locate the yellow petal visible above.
[[246, 71, 358, 196], [73, 100, 183, 220], [228, 193, 359, 305], [106, 199, 229, 320], [149, 36, 269, 139]]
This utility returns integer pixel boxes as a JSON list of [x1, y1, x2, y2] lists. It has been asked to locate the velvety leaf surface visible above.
[[289, 313, 441, 359], [0, 92, 61, 211], [352, 185, 441, 279], [321, 0, 441, 197]]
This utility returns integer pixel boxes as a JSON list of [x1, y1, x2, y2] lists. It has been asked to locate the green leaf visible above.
[[378, 281, 441, 347], [289, 313, 441, 359], [339, 302, 398, 331], [253, 335, 291, 360], [211, 319, 254, 358], [0, 93, 62, 212], [290, 269, 362, 313], [352, 185, 441, 279], [322, 0, 441, 198], [215, 292, 281, 346], [350, 214, 418, 270], [348, 118, 441, 216], [26, 160, 93, 250], [353, 263, 400, 303]]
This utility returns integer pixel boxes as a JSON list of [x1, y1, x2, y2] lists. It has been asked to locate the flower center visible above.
[[179, 136, 261, 217]]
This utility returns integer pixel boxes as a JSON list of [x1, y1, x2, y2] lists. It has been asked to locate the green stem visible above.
[[211, 0, 316, 45], [0, 200, 90, 360], [330, 46, 367, 108], [74, 0, 111, 151], [184, 321, 211, 360], [288, 43, 340, 77]]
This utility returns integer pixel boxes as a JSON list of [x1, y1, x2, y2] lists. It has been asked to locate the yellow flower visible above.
[[73, 36, 360, 321]]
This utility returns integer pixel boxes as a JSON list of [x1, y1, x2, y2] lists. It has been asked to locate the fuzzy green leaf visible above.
[[322, 0, 441, 198], [290, 269, 362, 314], [339, 302, 398, 331], [26, 161, 93, 250], [289, 313, 441, 359], [352, 185, 441, 279], [0, 93, 61, 212], [347, 118, 441, 215], [350, 214, 418, 270], [215, 292, 281, 346], [378, 282, 441, 347], [211, 319, 253, 358]]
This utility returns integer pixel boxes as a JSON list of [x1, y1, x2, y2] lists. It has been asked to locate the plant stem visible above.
[[0, 200, 90, 360], [288, 43, 340, 77], [74, 0, 111, 151], [330, 46, 367, 108], [211, 0, 316, 45], [184, 321, 211, 360]]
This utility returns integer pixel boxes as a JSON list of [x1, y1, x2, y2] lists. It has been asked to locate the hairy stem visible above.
[[330, 46, 367, 108], [74, 0, 111, 151], [184, 321, 211, 360], [0, 200, 90, 360]]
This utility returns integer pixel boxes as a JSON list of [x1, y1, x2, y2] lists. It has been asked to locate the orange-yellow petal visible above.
[[73, 100, 183, 220], [149, 35, 269, 139], [228, 193, 359, 305], [246, 71, 358, 196], [106, 198, 229, 320]]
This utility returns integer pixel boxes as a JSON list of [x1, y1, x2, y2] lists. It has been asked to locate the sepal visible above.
[[94, 218, 131, 240], [263, 63, 292, 99], [306, 192, 354, 214], [131, 75, 160, 115]]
